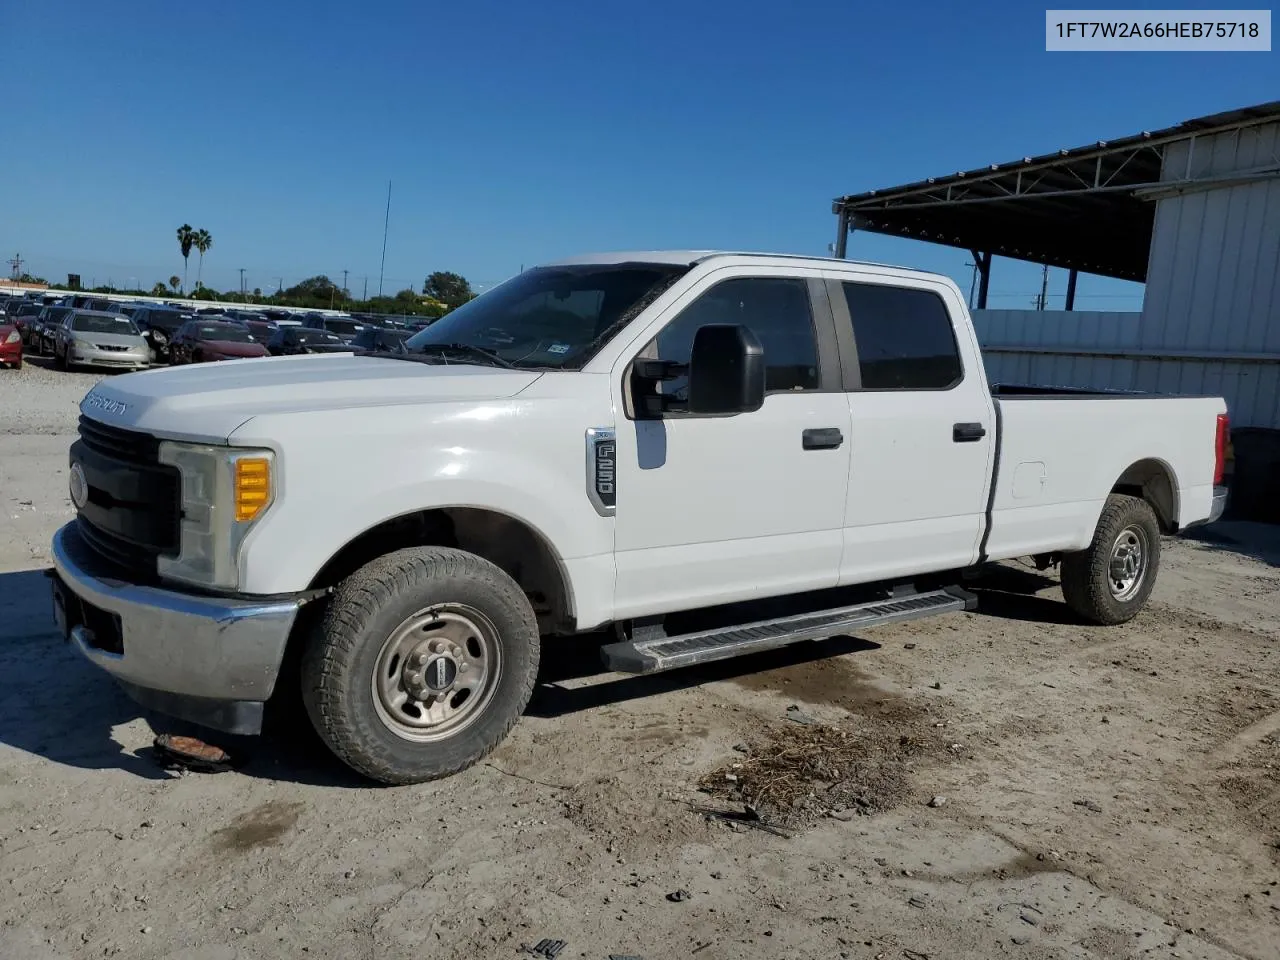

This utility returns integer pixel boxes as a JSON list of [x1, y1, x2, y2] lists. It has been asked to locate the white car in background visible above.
[[54, 310, 151, 372]]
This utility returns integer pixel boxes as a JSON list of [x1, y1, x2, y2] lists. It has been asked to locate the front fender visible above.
[[234, 402, 614, 598]]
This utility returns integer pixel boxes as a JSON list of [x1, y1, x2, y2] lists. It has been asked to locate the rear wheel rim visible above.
[[1107, 524, 1149, 601], [371, 603, 502, 743]]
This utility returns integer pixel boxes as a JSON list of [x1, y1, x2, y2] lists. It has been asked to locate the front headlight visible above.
[[157, 442, 276, 590], [4, 330, 18, 345], [151, 329, 168, 344]]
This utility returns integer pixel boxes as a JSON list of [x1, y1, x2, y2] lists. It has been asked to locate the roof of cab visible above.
[[541, 250, 953, 285]]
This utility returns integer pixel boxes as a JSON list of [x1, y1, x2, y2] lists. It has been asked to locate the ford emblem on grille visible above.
[[69, 462, 89, 510], [82, 391, 128, 416]]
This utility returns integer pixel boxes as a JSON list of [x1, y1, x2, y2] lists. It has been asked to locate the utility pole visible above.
[[273, 277, 283, 296], [1037, 263, 1049, 311], [239, 268, 246, 296], [362, 276, 368, 301], [378, 179, 391, 298], [342, 269, 349, 306], [7, 253, 22, 280], [964, 260, 978, 310]]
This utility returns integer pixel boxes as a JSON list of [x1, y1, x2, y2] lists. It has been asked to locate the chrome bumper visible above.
[[69, 348, 149, 369], [1207, 484, 1228, 524], [1185, 485, 1229, 529], [50, 522, 301, 734]]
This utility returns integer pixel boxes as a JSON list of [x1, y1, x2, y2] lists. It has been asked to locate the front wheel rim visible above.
[[1107, 524, 1150, 601], [371, 603, 502, 742]]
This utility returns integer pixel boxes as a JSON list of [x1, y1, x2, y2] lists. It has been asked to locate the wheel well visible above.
[[306, 508, 574, 634], [1112, 459, 1178, 533]]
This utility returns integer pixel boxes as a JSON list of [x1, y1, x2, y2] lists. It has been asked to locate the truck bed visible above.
[[983, 390, 1225, 562]]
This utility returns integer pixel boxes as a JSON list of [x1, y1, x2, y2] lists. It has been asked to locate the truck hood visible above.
[[78, 354, 544, 443]]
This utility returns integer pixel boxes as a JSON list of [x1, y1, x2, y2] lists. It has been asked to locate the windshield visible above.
[[71, 314, 140, 335], [196, 323, 253, 342], [323, 318, 360, 335], [403, 263, 689, 369], [46, 307, 71, 322], [147, 310, 188, 330]]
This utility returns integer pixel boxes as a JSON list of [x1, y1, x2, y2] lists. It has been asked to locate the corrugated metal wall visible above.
[[971, 119, 1280, 428]]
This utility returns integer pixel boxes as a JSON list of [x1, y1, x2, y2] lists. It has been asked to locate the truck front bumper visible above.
[[50, 522, 302, 735]]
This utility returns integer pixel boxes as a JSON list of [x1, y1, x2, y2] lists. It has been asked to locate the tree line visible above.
[[69, 270, 477, 319]]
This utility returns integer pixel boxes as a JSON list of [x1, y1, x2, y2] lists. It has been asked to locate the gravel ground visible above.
[[1, 360, 1278, 960]]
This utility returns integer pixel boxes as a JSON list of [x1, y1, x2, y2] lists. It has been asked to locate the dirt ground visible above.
[[2, 357, 1278, 960]]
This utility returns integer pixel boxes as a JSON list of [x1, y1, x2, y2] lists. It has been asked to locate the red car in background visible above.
[[0, 323, 22, 370], [167, 320, 270, 364]]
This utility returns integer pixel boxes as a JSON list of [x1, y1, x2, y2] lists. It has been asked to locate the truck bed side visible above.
[[983, 394, 1226, 562]]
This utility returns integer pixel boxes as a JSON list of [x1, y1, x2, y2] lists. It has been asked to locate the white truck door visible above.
[[609, 269, 852, 620], [823, 273, 996, 584]]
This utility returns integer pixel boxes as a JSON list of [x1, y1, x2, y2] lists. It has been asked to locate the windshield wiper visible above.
[[412, 343, 516, 369]]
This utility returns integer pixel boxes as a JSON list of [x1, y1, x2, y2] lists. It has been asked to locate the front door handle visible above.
[[802, 427, 844, 450], [953, 422, 987, 442]]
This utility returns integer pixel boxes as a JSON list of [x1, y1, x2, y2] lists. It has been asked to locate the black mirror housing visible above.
[[687, 324, 765, 415]]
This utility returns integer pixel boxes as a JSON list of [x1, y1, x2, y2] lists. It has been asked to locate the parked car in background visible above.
[[54, 310, 150, 371], [33, 306, 73, 355], [11, 302, 44, 342], [259, 308, 299, 325], [302, 314, 363, 342], [2, 298, 24, 321], [59, 295, 112, 311], [131, 306, 194, 363], [242, 318, 278, 343], [0, 322, 21, 370], [168, 320, 270, 364], [351, 326, 410, 353], [265, 325, 352, 356]]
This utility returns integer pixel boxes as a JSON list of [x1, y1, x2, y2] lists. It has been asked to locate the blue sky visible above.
[[3, 0, 1275, 307]]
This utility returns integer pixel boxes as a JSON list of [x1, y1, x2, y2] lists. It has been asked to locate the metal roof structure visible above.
[[832, 101, 1280, 284]]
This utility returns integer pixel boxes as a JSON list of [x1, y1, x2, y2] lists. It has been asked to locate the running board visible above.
[[601, 586, 976, 675]]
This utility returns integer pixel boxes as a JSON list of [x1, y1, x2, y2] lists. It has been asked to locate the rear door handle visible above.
[[953, 422, 987, 442], [802, 427, 844, 450]]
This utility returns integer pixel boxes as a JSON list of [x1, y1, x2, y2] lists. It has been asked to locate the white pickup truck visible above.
[[50, 251, 1229, 783]]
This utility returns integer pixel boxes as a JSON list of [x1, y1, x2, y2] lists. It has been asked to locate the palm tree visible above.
[[169, 276, 181, 294], [193, 229, 213, 288], [176, 224, 195, 293]]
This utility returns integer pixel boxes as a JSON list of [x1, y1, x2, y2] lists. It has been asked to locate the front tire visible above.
[[1061, 493, 1160, 625], [301, 547, 539, 784]]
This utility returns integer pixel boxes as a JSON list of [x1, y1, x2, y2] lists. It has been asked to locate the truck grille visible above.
[[72, 415, 180, 581]]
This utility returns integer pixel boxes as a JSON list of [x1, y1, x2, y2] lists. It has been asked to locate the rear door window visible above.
[[839, 282, 963, 390]]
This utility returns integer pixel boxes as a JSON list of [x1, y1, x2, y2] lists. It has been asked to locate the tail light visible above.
[[1213, 413, 1229, 486]]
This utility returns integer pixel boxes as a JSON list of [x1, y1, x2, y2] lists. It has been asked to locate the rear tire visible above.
[[1061, 493, 1160, 625], [301, 546, 539, 785]]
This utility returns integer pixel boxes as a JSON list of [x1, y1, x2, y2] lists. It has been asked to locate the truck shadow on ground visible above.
[[528, 633, 881, 718], [0, 569, 172, 781], [963, 565, 1081, 625], [0, 563, 1086, 786], [1182, 520, 1280, 567]]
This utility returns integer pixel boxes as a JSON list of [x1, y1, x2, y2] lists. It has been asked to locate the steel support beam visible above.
[[976, 251, 992, 310], [834, 206, 850, 259], [1065, 269, 1078, 311]]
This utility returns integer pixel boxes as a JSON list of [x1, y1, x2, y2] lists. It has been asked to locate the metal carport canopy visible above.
[[832, 101, 1280, 283]]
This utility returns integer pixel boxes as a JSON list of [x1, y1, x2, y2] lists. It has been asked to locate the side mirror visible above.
[[687, 324, 765, 415]]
